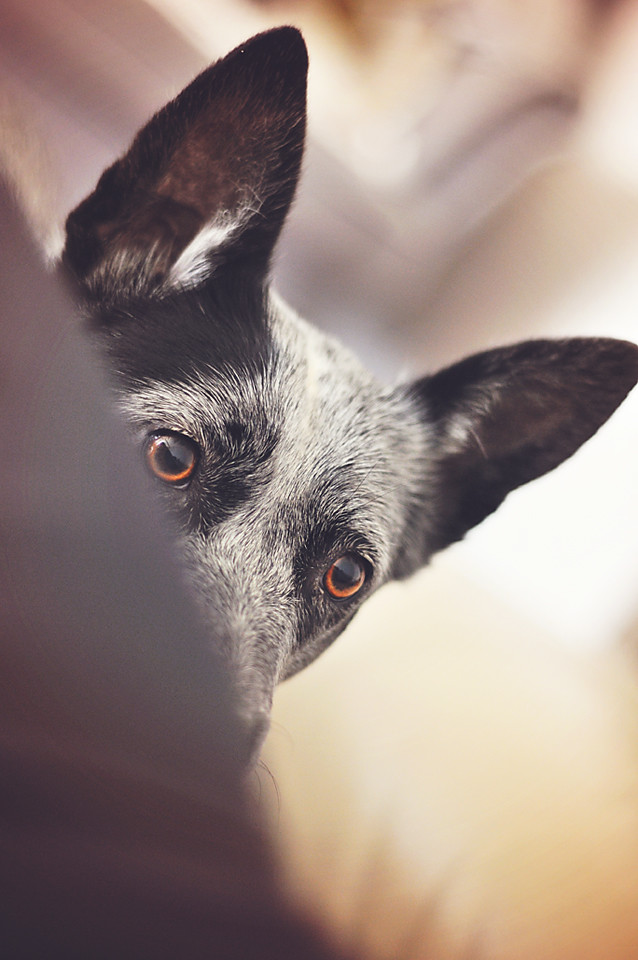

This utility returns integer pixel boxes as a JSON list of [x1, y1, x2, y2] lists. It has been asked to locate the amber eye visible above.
[[146, 432, 199, 486], [323, 554, 367, 601]]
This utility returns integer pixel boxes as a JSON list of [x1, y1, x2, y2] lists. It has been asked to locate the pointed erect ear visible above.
[[407, 337, 638, 557], [63, 28, 308, 302]]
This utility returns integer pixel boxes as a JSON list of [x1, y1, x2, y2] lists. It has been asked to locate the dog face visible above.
[[107, 283, 428, 732], [63, 28, 638, 749]]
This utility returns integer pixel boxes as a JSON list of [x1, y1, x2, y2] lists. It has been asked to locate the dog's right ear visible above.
[[63, 28, 308, 303]]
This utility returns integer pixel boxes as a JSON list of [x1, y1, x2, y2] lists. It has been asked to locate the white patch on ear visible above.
[[443, 401, 492, 458], [168, 210, 249, 290], [45, 223, 66, 265], [445, 415, 472, 449]]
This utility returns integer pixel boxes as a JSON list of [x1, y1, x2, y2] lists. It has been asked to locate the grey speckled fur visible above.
[[62, 28, 638, 757]]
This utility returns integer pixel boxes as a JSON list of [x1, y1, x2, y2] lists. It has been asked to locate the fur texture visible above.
[[62, 27, 638, 754]]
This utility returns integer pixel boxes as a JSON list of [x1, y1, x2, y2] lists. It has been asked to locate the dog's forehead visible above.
[[117, 291, 401, 453], [266, 307, 424, 508]]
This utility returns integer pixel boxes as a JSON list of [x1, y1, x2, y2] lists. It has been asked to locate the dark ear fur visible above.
[[63, 28, 308, 302], [408, 337, 638, 556]]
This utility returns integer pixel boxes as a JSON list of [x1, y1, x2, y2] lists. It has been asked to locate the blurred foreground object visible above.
[[0, 182, 349, 959]]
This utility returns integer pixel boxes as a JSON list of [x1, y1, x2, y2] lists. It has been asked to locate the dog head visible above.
[[63, 28, 638, 753]]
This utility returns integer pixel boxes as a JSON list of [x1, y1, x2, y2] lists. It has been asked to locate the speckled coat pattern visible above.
[[62, 28, 638, 754]]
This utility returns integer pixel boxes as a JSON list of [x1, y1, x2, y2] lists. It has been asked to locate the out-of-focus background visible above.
[[2, 1, 638, 958]]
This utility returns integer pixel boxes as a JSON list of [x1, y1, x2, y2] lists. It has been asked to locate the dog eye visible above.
[[145, 432, 199, 486], [323, 554, 367, 601]]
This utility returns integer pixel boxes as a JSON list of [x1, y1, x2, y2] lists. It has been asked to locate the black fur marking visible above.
[[194, 420, 281, 530], [95, 276, 272, 390]]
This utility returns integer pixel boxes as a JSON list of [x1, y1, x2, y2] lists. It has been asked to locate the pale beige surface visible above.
[[261, 557, 638, 959]]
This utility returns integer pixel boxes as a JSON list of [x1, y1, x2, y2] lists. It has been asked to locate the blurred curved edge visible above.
[[0, 180, 347, 960]]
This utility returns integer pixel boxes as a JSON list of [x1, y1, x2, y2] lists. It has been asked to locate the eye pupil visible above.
[[146, 433, 198, 485], [324, 554, 366, 600], [155, 439, 186, 475]]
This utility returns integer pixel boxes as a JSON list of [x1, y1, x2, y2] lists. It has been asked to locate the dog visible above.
[[62, 26, 638, 756]]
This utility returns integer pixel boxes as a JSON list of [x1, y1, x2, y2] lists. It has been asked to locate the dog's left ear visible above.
[[63, 28, 307, 302], [401, 337, 638, 564]]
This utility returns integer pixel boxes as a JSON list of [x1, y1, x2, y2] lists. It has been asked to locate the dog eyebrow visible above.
[[289, 508, 377, 588], [218, 418, 280, 465]]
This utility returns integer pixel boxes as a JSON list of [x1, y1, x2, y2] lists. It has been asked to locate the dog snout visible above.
[[247, 710, 271, 764], [235, 708, 271, 766]]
